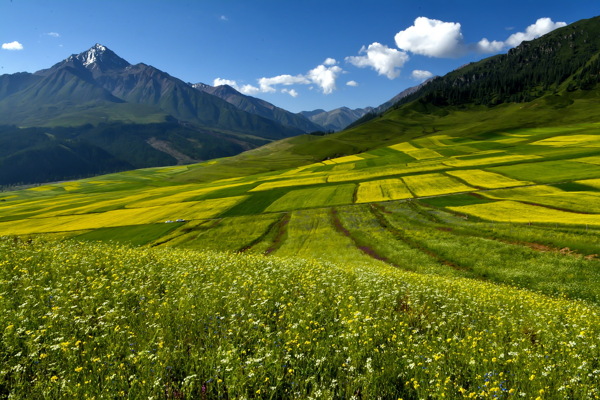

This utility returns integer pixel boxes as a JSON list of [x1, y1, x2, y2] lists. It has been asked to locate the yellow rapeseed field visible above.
[[446, 169, 531, 189], [388, 142, 419, 152], [402, 173, 474, 197], [0, 196, 247, 235], [532, 134, 600, 147], [405, 148, 443, 160], [449, 200, 600, 226], [579, 178, 600, 189], [443, 154, 541, 167], [355, 179, 413, 203], [250, 176, 328, 191]]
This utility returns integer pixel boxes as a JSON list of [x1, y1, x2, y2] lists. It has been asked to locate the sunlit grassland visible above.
[[575, 155, 600, 165], [1, 123, 600, 398], [156, 214, 282, 252], [375, 202, 600, 303], [75, 223, 182, 246], [481, 185, 600, 213], [490, 160, 600, 183], [0, 196, 247, 235], [449, 200, 600, 226], [264, 184, 356, 213], [445, 169, 531, 189], [355, 179, 413, 203], [0, 125, 600, 399], [577, 178, 600, 189], [249, 176, 328, 192], [402, 173, 473, 197], [1, 124, 600, 237], [532, 134, 600, 147], [1, 239, 599, 399], [442, 154, 541, 168]]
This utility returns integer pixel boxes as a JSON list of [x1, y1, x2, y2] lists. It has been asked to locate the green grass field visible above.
[[1, 123, 600, 398]]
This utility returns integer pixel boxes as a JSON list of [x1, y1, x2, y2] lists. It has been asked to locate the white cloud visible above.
[[476, 38, 505, 53], [258, 74, 310, 93], [281, 88, 299, 97], [220, 15, 228, 21], [254, 60, 342, 95], [346, 80, 358, 87], [212, 78, 260, 95], [345, 42, 409, 79], [411, 70, 433, 80], [391, 16, 567, 57], [2, 41, 23, 51], [214, 59, 344, 98], [213, 78, 238, 87], [505, 18, 566, 47], [240, 84, 260, 95], [394, 17, 465, 58], [476, 17, 566, 53], [46, 32, 60, 38], [307, 64, 342, 94]]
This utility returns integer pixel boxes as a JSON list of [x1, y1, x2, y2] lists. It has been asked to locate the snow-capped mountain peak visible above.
[[67, 43, 130, 71]]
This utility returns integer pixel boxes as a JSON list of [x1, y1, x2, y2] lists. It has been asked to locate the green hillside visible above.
[[1, 120, 600, 398]]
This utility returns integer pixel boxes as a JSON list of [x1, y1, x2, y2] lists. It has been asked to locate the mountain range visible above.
[[3, 15, 600, 187], [0, 44, 393, 186], [193, 81, 380, 132], [299, 107, 374, 132], [190, 83, 323, 133], [0, 44, 319, 186]]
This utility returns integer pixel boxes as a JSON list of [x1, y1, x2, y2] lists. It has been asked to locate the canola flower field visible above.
[[1, 239, 599, 399], [1, 124, 600, 398]]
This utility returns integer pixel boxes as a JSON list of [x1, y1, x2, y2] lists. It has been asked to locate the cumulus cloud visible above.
[[45, 32, 60, 38], [240, 84, 260, 95], [394, 17, 465, 58], [253, 59, 342, 95], [258, 74, 310, 93], [477, 17, 566, 53], [476, 38, 505, 53], [307, 64, 342, 94], [411, 70, 433, 80], [505, 18, 566, 47], [214, 58, 344, 98], [212, 78, 260, 95], [213, 78, 238, 87], [345, 42, 409, 79], [281, 88, 299, 97], [346, 80, 359, 87], [2, 41, 24, 50], [220, 15, 228, 21], [391, 16, 567, 58]]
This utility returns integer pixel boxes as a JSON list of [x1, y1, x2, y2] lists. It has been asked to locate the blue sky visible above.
[[1, 0, 599, 112]]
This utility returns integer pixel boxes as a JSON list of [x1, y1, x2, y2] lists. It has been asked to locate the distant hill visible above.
[[373, 77, 436, 115], [191, 83, 322, 133], [346, 78, 436, 129], [0, 44, 305, 185], [396, 16, 600, 108], [172, 16, 600, 183], [299, 106, 374, 132]]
